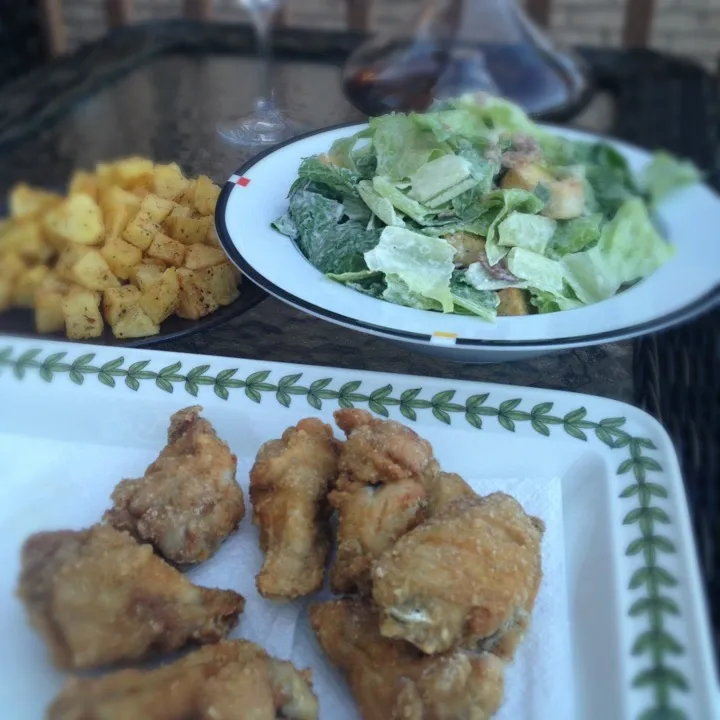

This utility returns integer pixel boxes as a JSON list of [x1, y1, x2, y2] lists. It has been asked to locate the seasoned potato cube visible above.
[[501, 163, 554, 194], [139, 267, 179, 323], [13, 265, 50, 308], [176, 180, 196, 208], [131, 262, 166, 292], [184, 244, 228, 270], [56, 244, 92, 282], [153, 163, 190, 200], [68, 171, 98, 201], [193, 175, 220, 215], [0, 221, 53, 263], [0, 277, 13, 311], [72, 249, 121, 291], [101, 237, 143, 280], [0, 251, 28, 282], [111, 306, 160, 339], [205, 222, 221, 248], [112, 157, 154, 188], [42, 193, 105, 246], [166, 214, 211, 245], [122, 214, 158, 251], [9, 184, 61, 220], [34, 288, 66, 333], [193, 262, 240, 306], [100, 186, 141, 240], [176, 267, 220, 319], [62, 287, 103, 339], [497, 288, 531, 317], [147, 232, 186, 267], [139, 194, 175, 224], [102, 285, 142, 326]]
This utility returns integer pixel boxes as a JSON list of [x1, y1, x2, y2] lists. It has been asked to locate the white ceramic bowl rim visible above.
[[216, 122, 720, 349]]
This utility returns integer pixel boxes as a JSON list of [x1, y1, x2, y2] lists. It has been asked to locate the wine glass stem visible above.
[[251, 9, 276, 110]]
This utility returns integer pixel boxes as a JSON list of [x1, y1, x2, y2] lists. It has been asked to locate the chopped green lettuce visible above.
[[383, 274, 442, 311], [296, 156, 361, 201], [271, 211, 298, 239], [372, 176, 434, 225], [358, 180, 405, 227], [409, 155, 473, 203], [498, 213, 557, 255], [364, 227, 455, 312], [545, 214, 602, 259], [450, 271, 500, 321], [641, 151, 701, 207], [465, 262, 527, 292], [506, 247, 566, 296]]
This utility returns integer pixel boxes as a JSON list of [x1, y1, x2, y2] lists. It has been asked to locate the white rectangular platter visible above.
[[0, 337, 717, 720]]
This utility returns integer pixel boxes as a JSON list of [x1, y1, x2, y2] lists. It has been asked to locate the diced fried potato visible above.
[[56, 244, 92, 282], [0, 221, 53, 263], [122, 214, 158, 251], [68, 171, 98, 201], [0, 251, 28, 282], [500, 163, 554, 193], [131, 262, 166, 292], [112, 157, 154, 189], [166, 214, 211, 245], [147, 232, 186, 267], [497, 288, 531, 317], [176, 180, 196, 207], [176, 267, 220, 320], [205, 222, 221, 248], [42, 193, 105, 246], [139, 267, 179, 323], [193, 262, 240, 306], [193, 175, 220, 215], [0, 277, 13, 311], [153, 163, 190, 200], [62, 287, 103, 339], [111, 306, 160, 339], [139, 194, 175, 224], [102, 285, 141, 326], [13, 265, 50, 308], [72, 249, 121, 291], [9, 184, 62, 220], [183, 244, 227, 270], [100, 237, 143, 280], [34, 287, 66, 333]]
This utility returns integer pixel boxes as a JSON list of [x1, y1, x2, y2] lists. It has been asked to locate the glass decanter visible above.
[[342, 0, 588, 119]]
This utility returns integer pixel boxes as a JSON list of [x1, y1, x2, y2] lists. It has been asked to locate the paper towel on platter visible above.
[[288, 475, 575, 720]]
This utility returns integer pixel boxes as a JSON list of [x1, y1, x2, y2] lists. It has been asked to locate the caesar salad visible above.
[[273, 94, 700, 322]]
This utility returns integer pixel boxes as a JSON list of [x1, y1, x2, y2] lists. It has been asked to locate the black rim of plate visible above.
[[216, 122, 720, 350]]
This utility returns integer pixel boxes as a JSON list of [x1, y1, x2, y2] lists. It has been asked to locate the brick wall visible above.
[[60, 0, 720, 69]]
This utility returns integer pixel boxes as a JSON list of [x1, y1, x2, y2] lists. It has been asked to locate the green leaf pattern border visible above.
[[0, 345, 688, 719]]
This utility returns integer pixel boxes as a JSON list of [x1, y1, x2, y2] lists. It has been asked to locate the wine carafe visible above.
[[342, 0, 588, 119]]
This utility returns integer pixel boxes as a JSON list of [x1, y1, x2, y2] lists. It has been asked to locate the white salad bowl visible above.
[[216, 123, 720, 363]]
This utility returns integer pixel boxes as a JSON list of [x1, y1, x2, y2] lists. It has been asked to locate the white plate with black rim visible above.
[[0, 337, 718, 718], [216, 123, 720, 363]]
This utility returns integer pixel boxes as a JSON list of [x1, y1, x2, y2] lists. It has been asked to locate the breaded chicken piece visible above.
[[309, 599, 504, 720], [329, 410, 438, 594], [372, 493, 544, 656], [250, 418, 340, 599], [104, 406, 245, 565], [17, 525, 245, 670], [429, 472, 476, 515], [48, 639, 319, 720]]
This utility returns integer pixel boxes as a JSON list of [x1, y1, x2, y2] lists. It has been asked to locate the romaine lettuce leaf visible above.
[[371, 114, 445, 181], [450, 271, 499, 321], [290, 190, 381, 274], [373, 176, 434, 225], [466, 261, 527, 291], [296, 156, 362, 201], [364, 227, 455, 312], [408, 155, 473, 204], [545, 214, 603, 259], [383, 274, 442, 311], [271, 211, 298, 239], [327, 269, 387, 299], [358, 180, 405, 227], [328, 128, 372, 170], [530, 289, 584, 313], [506, 247, 566, 295], [498, 212, 557, 255], [352, 142, 377, 179], [641, 151, 701, 207]]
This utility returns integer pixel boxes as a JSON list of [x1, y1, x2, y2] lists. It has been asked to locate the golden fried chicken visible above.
[[329, 410, 439, 594], [372, 493, 544, 657], [309, 598, 505, 720], [250, 418, 340, 599], [104, 406, 245, 565], [428, 471, 476, 515], [17, 524, 245, 670], [48, 639, 319, 720]]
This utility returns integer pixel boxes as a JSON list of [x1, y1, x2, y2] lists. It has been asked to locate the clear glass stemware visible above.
[[217, 0, 305, 147]]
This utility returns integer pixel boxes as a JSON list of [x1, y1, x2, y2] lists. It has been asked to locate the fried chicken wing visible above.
[[17, 525, 245, 670], [329, 410, 439, 594], [372, 493, 544, 657], [250, 418, 340, 599], [104, 406, 245, 565], [48, 639, 319, 720], [309, 598, 504, 720]]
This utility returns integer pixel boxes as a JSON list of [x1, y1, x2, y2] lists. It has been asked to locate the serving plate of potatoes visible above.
[[0, 157, 265, 345]]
